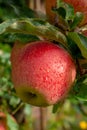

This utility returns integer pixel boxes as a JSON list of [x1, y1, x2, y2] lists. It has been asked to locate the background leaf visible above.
[[68, 32, 87, 59], [7, 113, 19, 130], [72, 74, 87, 101], [53, 101, 64, 113]]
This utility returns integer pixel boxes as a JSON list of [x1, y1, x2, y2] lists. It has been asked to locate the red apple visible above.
[[0, 123, 6, 130], [0, 112, 8, 130], [11, 41, 76, 106], [46, 0, 87, 26]]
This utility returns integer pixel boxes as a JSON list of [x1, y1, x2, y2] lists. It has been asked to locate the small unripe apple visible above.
[[11, 41, 76, 106]]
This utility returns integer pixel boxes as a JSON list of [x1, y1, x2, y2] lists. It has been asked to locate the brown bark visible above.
[[25, 0, 45, 13], [40, 107, 47, 130], [32, 107, 47, 130], [25, 0, 30, 7]]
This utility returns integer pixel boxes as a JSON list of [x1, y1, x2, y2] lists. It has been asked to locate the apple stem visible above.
[[12, 102, 24, 115]]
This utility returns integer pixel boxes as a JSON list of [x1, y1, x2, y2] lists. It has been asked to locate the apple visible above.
[[11, 41, 76, 106], [0, 112, 8, 130], [46, 0, 87, 26]]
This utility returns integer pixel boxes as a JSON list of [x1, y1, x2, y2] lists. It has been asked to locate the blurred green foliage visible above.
[[0, 0, 38, 45], [0, 1, 34, 129], [0, 42, 33, 129], [0, 0, 36, 21]]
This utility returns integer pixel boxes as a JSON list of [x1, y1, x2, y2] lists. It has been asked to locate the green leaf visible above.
[[68, 32, 87, 59], [52, 7, 69, 30], [0, 18, 67, 45], [7, 113, 19, 130], [57, 0, 74, 21], [70, 12, 84, 30], [56, 0, 84, 30], [52, 101, 64, 113], [0, 19, 17, 33], [0, 0, 36, 20], [73, 74, 87, 101], [53, 7, 66, 19], [9, 96, 20, 108], [0, 33, 39, 43], [66, 36, 82, 58]]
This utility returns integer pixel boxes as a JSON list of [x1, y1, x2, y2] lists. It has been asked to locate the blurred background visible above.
[[0, 0, 87, 130]]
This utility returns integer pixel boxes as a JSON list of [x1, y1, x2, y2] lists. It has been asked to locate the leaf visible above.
[[52, 7, 69, 30], [0, 19, 17, 33], [52, 101, 64, 113], [0, 18, 67, 45], [56, 0, 84, 30], [7, 113, 19, 130], [68, 32, 87, 59], [70, 12, 84, 30], [0, 33, 39, 43], [0, 0, 36, 20], [73, 74, 87, 101], [57, 0, 74, 21], [9, 96, 20, 108], [66, 36, 82, 58]]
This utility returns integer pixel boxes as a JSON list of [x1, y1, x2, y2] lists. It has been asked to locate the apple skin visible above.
[[11, 41, 76, 107], [46, 0, 87, 26]]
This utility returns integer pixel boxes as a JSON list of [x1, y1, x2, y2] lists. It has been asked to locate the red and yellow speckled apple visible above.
[[46, 0, 87, 26], [11, 41, 76, 107]]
